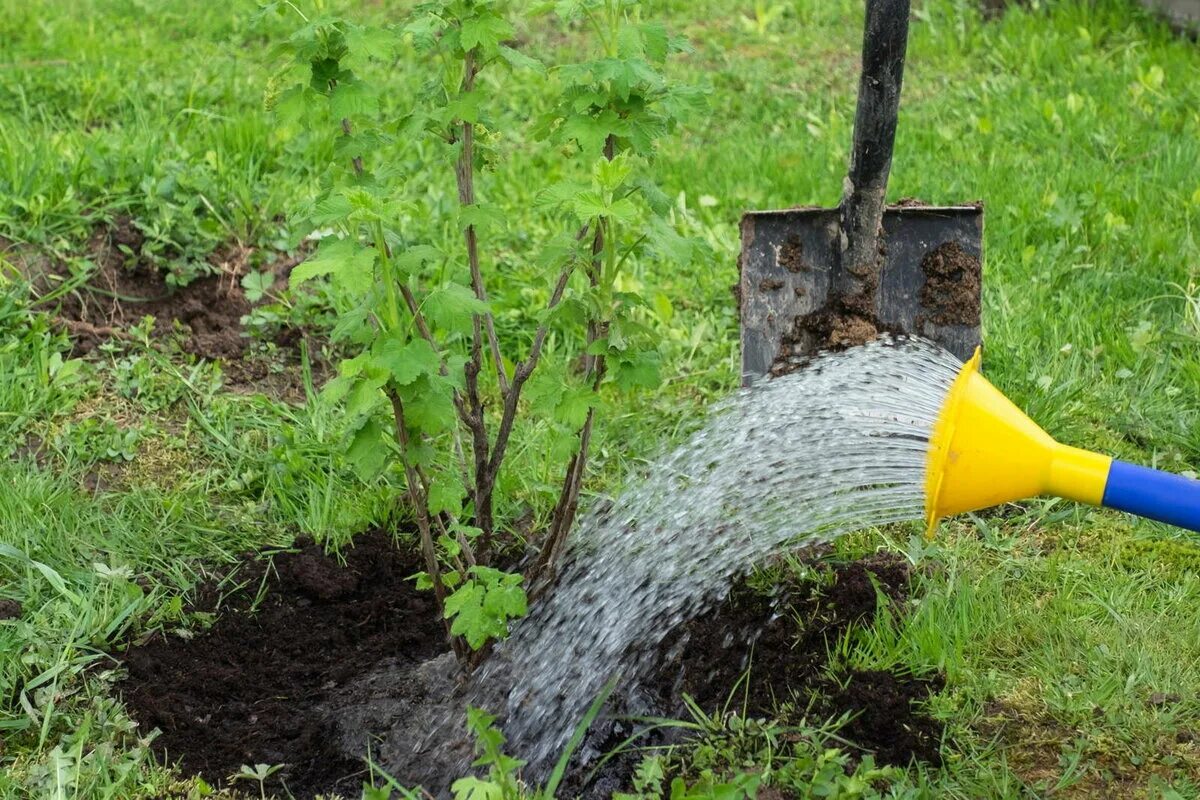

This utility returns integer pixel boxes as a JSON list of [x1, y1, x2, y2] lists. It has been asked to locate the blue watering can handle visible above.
[[1103, 460, 1200, 533]]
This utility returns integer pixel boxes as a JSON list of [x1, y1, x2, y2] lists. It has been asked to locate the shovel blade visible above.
[[738, 204, 983, 381]]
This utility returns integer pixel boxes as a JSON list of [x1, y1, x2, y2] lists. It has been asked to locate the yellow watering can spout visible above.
[[924, 348, 1112, 536]]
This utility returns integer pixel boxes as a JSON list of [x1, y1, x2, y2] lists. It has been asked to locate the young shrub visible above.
[[263, 0, 704, 665]]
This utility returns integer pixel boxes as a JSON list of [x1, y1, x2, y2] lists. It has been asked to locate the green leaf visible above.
[[458, 203, 506, 232], [374, 337, 441, 386], [438, 534, 461, 558], [330, 80, 379, 118], [240, 270, 274, 303], [273, 85, 314, 125], [499, 45, 544, 73], [559, 109, 629, 155], [592, 152, 634, 192], [290, 237, 377, 295], [310, 193, 354, 226], [425, 283, 489, 332], [399, 374, 457, 435], [394, 245, 443, 274], [459, 13, 513, 54], [345, 375, 387, 418], [613, 351, 662, 390], [556, 385, 597, 428], [445, 91, 485, 124], [534, 181, 587, 211], [451, 776, 503, 800], [444, 567, 528, 650], [346, 417, 388, 480], [345, 24, 398, 64], [428, 478, 465, 517]]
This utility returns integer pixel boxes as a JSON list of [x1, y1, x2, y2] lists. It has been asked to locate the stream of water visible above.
[[473, 336, 964, 771]]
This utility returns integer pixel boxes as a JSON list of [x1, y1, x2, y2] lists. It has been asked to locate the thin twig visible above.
[[455, 49, 508, 395], [388, 390, 466, 662]]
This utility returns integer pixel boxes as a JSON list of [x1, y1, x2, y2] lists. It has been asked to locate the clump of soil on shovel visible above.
[[119, 538, 943, 799]]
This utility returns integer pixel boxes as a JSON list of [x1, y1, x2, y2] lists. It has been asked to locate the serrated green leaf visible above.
[[445, 91, 484, 124], [444, 567, 528, 650], [290, 237, 377, 295], [559, 110, 629, 155], [346, 417, 388, 480], [499, 45, 544, 73], [557, 385, 597, 428], [345, 375, 386, 418], [374, 337, 441, 386], [452, 776, 503, 800], [394, 245, 442, 274], [345, 24, 398, 64], [310, 194, 354, 226], [240, 270, 274, 303], [330, 80, 379, 118], [428, 478, 465, 517], [399, 374, 457, 435], [274, 85, 313, 125], [570, 190, 610, 221], [534, 181, 587, 212], [458, 203, 506, 232], [459, 13, 513, 54], [592, 152, 634, 192], [438, 534, 461, 558], [425, 283, 489, 332], [613, 351, 662, 390]]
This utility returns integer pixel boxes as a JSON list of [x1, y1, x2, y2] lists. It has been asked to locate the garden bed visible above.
[[118, 534, 943, 798]]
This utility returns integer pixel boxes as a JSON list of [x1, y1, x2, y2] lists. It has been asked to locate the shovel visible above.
[[738, 0, 983, 382]]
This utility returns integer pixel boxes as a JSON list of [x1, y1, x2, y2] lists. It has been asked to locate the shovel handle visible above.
[[840, 0, 910, 284]]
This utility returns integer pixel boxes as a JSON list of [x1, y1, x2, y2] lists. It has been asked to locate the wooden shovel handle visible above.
[[839, 0, 910, 286]]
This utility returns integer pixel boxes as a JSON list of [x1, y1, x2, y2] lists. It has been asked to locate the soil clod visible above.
[[0, 599, 21, 620], [919, 241, 982, 327]]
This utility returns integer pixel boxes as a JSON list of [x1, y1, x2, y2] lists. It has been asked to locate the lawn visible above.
[[2, 0, 1200, 797]]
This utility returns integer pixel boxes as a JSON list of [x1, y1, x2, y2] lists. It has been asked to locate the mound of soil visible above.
[[32, 217, 319, 393], [118, 541, 943, 799], [119, 532, 446, 797]]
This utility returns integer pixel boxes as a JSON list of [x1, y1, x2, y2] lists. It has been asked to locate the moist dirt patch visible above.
[[119, 531, 446, 798], [566, 553, 942, 797], [919, 241, 982, 328], [119, 540, 943, 799], [31, 217, 320, 396]]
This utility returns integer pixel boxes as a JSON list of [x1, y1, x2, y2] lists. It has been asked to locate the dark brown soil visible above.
[[778, 235, 808, 274], [771, 285, 882, 376], [0, 599, 21, 620], [563, 554, 943, 798], [919, 241, 982, 327], [32, 217, 319, 393], [118, 531, 446, 798], [118, 540, 942, 799]]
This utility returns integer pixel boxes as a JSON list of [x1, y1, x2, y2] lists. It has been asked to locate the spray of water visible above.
[[473, 337, 963, 770]]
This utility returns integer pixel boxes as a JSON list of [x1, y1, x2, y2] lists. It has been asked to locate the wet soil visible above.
[[771, 285, 883, 377], [565, 554, 941, 797], [919, 241, 982, 328], [119, 532, 446, 797], [119, 537, 942, 799], [777, 234, 808, 274], [31, 217, 319, 395]]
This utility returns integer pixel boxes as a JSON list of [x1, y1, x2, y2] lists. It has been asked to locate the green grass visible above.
[[2, 0, 1200, 797]]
